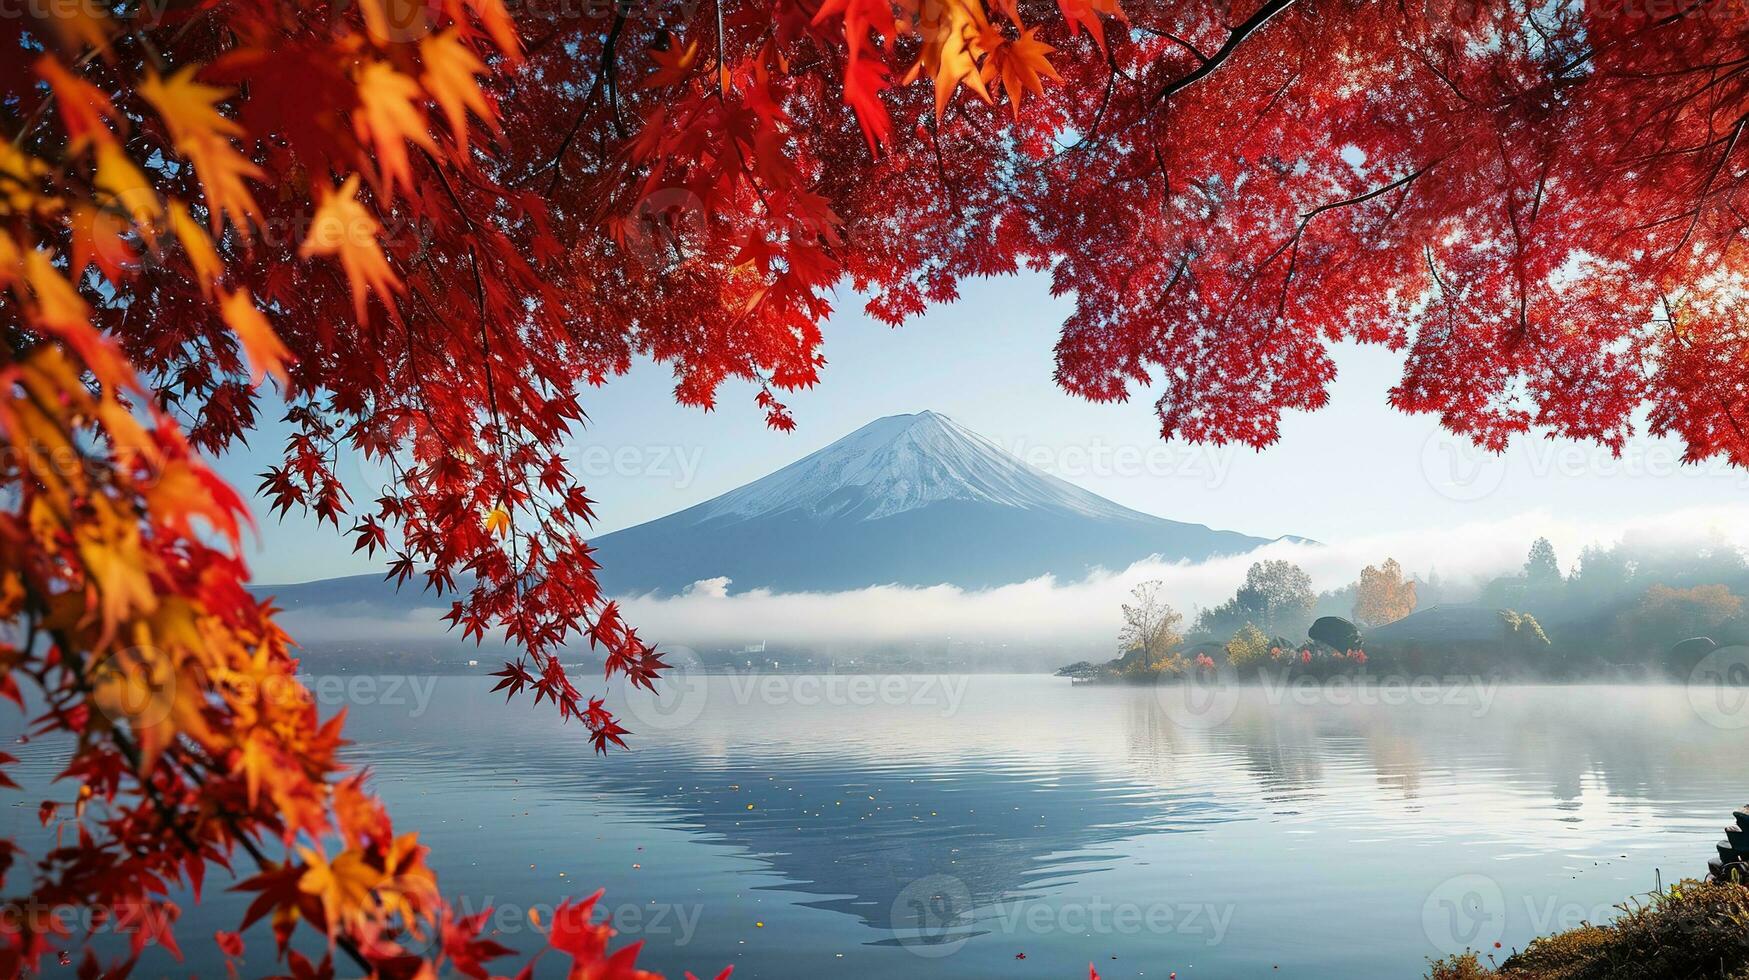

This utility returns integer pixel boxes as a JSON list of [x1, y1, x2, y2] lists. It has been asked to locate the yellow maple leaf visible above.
[[376, 832, 438, 927], [298, 174, 402, 322], [420, 30, 496, 150], [298, 846, 382, 932], [95, 394, 161, 474], [0, 144, 57, 215], [355, 60, 437, 197], [219, 289, 290, 386], [93, 142, 162, 242], [139, 67, 262, 235], [237, 735, 271, 807], [484, 505, 511, 537], [74, 497, 160, 644], [169, 201, 221, 296], [358, 0, 429, 43], [21, 247, 89, 333]]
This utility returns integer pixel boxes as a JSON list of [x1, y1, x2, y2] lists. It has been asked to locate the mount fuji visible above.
[[262, 411, 1289, 612], [582, 410, 1280, 595]]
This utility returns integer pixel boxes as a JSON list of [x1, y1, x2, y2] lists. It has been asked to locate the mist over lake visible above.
[[7, 675, 1739, 978]]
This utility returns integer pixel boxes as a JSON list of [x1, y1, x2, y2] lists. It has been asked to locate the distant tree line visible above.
[[1065, 533, 1749, 683]]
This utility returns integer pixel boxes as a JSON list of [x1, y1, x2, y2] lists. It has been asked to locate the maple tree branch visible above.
[[926, 121, 967, 225], [1664, 114, 1747, 271], [537, 9, 627, 193], [1294, 164, 1432, 225], [1554, 0, 1718, 80], [1134, 26, 1209, 64], [1146, 0, 1296, 107], [1224, 163, 1433, 361], [1657, 292, 1749, 450], [0, 368, 379, 973]]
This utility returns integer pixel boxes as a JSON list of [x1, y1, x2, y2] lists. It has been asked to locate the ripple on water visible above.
[[0, 678, 1741, 979]]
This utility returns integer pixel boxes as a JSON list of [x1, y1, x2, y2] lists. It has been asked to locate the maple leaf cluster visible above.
[[2, 0, 786, 972], [4, 0, 1749, 973]]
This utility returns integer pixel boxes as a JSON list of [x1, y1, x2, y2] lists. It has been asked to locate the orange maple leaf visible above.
[[907, 0, 993, 117], [460, 0, 522, 63], [354, 60, 437, 197], [298, 174, 402, 322], [420, 30, 497, 150], [980, 26, 1059, 117], [36, 56, 118, 153], [69, 204, 134, 283], [138, 66, 262, 234], [219, 288, 291, 386], [1055, 0, 1125, 51], [297, 846, 382, 934]]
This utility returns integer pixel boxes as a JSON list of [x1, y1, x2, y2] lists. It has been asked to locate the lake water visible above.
[[5, 675, 1746, 978]]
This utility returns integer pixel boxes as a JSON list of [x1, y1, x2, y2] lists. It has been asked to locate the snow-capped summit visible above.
[[261, 411, 1292, 606], [582, 411, 1283, 595], [685, 411, 1145, 525]]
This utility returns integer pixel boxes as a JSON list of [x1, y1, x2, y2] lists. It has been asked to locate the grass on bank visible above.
[[1426, 879, 1749, 979]]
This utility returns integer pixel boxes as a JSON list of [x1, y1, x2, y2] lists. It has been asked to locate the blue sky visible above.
[[218, 271, 1749, 585]]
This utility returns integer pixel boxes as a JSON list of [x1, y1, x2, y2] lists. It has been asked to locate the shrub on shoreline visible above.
[[1425, 879, 1749, 979]]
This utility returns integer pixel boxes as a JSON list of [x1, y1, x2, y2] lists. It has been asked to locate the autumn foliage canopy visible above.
[[2, 0, 1749, 973]]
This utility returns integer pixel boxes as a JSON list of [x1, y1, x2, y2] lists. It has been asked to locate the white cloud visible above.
[[278, 505, 1749, 651], [610, 504, 1749, 647]]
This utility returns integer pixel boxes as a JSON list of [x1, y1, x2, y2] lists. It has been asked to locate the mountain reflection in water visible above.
[[0, 676, 1738, 979]]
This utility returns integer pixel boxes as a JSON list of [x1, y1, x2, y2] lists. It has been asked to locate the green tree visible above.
[[1243, 560, 1317, 637], [1570, 543, 1633, 600], [1525, 537, 1562, 590], [1226, 624, 1272, 670]]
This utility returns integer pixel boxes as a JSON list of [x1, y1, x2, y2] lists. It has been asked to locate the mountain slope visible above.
[[586, 411, 1278, 594], [261, 411, 1290, 608], [679, 410, 1148, 524]]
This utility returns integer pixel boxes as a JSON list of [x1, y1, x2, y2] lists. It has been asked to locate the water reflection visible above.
[[0, 677, 1741, 978]]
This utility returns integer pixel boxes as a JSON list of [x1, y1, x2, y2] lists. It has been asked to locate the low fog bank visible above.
[[278, 505, 1749, 660]]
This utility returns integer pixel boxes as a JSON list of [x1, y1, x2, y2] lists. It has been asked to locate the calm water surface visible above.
[[6, 676, 1744, 978]]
